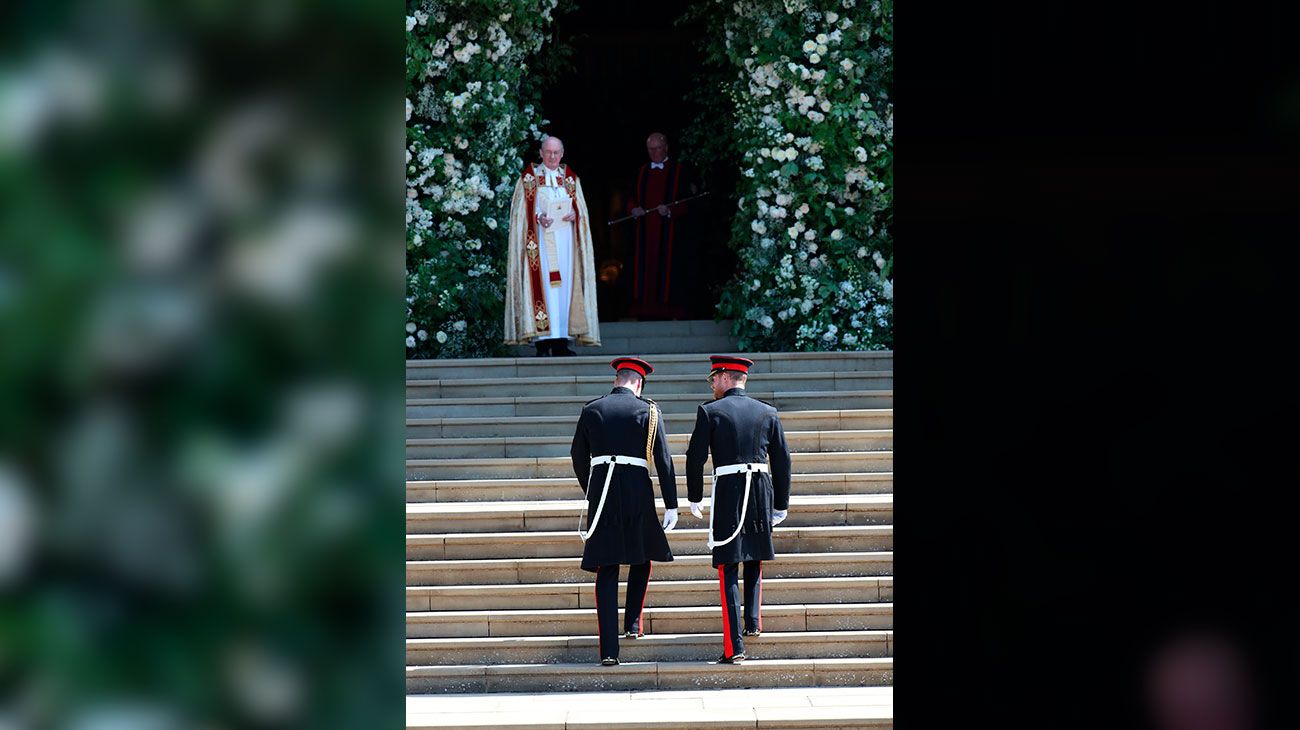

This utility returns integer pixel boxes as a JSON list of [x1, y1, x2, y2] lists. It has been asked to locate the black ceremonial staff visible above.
[[606, 191, 711, 226]]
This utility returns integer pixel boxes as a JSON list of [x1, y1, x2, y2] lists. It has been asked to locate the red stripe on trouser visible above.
[[718, 565, 734, 657], [638, 563, 651, 633], [594, 581, 601, 654], [757, 562, 763, 632]]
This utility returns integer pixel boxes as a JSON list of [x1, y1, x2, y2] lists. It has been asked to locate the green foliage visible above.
[[683, 0, 893, 351]]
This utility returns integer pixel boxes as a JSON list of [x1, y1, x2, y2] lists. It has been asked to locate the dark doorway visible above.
[[541, 1, 737, 322]]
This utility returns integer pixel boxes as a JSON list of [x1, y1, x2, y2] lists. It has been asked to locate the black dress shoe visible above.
[[554, 341, 577, 356], [534, 339, 551, 357], [717, 652, 746, 664], [601, 657, 619, 666], [742, 629, 761, 637]]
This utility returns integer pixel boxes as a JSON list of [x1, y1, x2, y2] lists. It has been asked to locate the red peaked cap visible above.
[[610, 356, 653, 378], [709, 355, 755, 376]]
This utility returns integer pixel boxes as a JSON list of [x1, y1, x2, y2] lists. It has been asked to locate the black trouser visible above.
[[594, 562, 652, 659], [717, 560, 764, 657]]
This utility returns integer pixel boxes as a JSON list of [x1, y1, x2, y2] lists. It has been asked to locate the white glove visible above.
[[661, 508, 679, 531], [771, 509, 788, 526], [688, 501, 703, 519]]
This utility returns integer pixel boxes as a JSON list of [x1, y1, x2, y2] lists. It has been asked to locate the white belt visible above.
[[707, 462, 770, 550], [578, 455, 649, 541]]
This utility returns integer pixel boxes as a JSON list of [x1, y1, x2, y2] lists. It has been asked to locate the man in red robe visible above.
[[626, 132, 696, 320]]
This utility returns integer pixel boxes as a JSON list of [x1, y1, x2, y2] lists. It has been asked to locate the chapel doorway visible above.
[[539, 0, 738, 322]]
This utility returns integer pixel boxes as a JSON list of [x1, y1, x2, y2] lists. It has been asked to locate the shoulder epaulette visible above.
[[755, 397, 778, 408], [583, 394, 606, 406]]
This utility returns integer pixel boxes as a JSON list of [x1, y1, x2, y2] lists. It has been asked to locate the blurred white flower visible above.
[[405, 336, 416, 348], [405, 322, 416, 333], [857, 247, 867, 258], [831, 229, 843, 240], [809, 53, 821, 64], [802, 40, 818, 53], [453, 320, 466, 331], [417, 329, 428, 341], [436, 331, 448, 343]]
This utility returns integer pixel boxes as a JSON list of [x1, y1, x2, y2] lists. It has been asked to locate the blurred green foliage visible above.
[[0, 1, 404, 728]]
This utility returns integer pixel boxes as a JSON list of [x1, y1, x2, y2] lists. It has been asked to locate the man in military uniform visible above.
[[685, 356, 792, 663], [571, 357, 680, 666]]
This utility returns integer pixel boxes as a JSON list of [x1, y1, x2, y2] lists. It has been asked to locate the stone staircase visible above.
[[504, 319, 739, 356], [406, 325, 894, 712]]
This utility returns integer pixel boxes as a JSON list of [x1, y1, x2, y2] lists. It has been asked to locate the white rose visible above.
[[841, 59, 855, 71], [816, 33, 828, 44], [857, 247, 868, 258], [486, 218, 497, 230], [827, 11, 840, 22], [760, 315, 774, 329], [405, 335, 416, 348], [831, 229, 843, 240], [405, 16, 416, 32], [405, 98, 412, 121], [453, 320, 466, 331], [820, 100, 832, 112], [804, 230, 815, 241], [855, 147, 868, 162], [817, 44, 828, 54], [405, 322, 416, 333], [436, 331, 449, 343], [417, 329, 429, 341], [809, 53, 821, 64], [802, 40, 817, 53]]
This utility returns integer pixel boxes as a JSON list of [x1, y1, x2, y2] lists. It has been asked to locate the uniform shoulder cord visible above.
[[643, 398, 659, 473]]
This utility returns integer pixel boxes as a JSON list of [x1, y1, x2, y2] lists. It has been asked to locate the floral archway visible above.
[[406, 0, 891, 358]]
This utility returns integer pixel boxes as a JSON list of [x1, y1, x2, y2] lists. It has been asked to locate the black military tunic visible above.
[[571, 386, 678, 572], [685, 387, 792, 567]]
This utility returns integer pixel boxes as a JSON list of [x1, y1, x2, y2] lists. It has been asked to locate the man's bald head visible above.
[[646, 133, 668, 163], [540, 135, 565, 169]]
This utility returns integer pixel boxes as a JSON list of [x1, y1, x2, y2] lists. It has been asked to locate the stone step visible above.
[[407, 602, 894, 638], [406, 552, 892, 587], [406, 629, 892, 666], [406, 494, 893, 534], [408, 576, 893, 612], [508, 335, 740, 358], [407, 429, 892, 460], [408, 525, 893, 560], [407, 408, 893, 439], [406, 449, 892, 481], [407, 390, 894, 419], [408, 472, 892, 503], [407, 371, 893, 400], [408, 351, 893, 381], [405, 657, 894, 695]]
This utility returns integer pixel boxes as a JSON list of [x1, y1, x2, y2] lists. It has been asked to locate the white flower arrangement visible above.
[[702, 1, 891, 352]]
